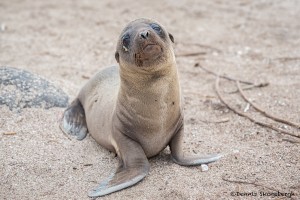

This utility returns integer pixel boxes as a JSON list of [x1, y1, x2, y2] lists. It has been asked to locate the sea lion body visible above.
[[60, 18, 221, 197], [78, 66, 119, 152], [79, 64, 181, 157]]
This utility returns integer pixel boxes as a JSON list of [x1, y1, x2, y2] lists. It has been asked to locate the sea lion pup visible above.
[[60, 18, 221, 197]]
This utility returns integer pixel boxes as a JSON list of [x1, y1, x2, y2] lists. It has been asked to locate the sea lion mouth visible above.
[[143, 42, 162, 55], [135, 44, 163, 67], [142, 44, 162, 55], [143, 43, 158, 49]]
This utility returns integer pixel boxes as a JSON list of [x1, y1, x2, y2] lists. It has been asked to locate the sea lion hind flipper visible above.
[[59, 98, 88, 140], [170, 126, 222, 166], [88, 134, 150, 197]]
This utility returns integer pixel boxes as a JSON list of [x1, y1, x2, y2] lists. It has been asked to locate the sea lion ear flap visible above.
[[115, 52, 120, 63], [169, 33, 174, 43]]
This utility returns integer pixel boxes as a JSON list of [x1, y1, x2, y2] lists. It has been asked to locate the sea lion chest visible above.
[[114, 75, 182, 157]]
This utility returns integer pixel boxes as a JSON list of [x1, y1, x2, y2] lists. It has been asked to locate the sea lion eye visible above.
[[122, 34, 130, 51], [150, 23, 161, 33]]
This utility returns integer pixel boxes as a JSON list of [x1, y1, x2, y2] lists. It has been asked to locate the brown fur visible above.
[[60, 18, 221, 198]]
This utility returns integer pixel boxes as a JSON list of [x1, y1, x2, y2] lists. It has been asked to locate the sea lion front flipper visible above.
[[170, 125, 222, 166], [88, 133, 150, 197], [59, 98, 88, 140]]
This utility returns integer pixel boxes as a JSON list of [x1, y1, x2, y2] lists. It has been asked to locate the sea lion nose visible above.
[[140, 30, 149, 39]]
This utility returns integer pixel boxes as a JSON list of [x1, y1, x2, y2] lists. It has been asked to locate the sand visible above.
[[1, 0, 299, 199]]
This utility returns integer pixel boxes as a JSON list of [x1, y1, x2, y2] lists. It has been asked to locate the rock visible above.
[[201, 164, 209, 172], [0, 66, 69, 110]]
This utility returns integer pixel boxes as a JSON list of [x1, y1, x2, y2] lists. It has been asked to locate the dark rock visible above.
[[0, 66, 69, 110]]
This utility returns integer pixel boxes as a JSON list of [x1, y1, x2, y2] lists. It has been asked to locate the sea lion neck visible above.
[[118, 63, 178, 91]]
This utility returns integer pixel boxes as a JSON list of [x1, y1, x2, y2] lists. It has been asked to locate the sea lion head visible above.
[[115, 18, 175, 70]]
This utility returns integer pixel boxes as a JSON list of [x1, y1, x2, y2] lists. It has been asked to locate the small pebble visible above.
[[233, 149, 240, 153], [201, 164, 209, 172], [0, 23, 6, 32], [281, 125, 288, 129], [244, 103, 250, 112]]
